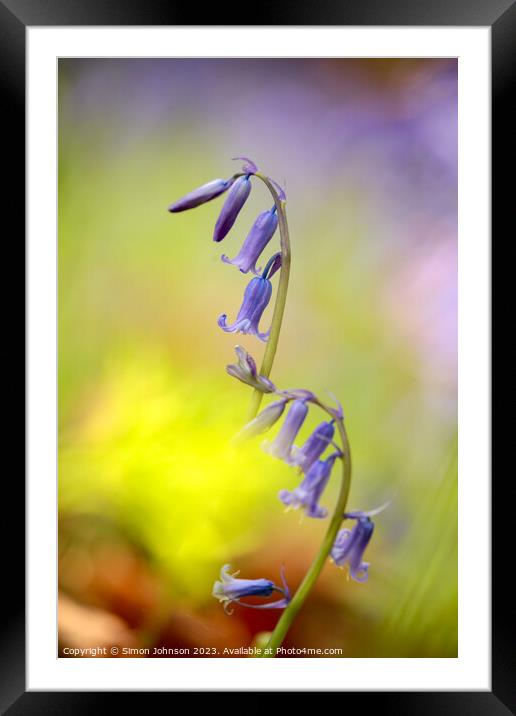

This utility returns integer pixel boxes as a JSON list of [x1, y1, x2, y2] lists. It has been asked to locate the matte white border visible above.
[[27, 26, 490, 691]]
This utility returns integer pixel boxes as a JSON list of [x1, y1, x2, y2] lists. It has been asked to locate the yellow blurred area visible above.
[[60, 348, 288, 599]]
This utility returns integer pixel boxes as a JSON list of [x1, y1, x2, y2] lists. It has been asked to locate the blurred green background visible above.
[[58, 59, 457, 658]]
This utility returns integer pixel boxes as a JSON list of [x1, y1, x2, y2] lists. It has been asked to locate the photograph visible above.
[[57, 57, 458, 660]]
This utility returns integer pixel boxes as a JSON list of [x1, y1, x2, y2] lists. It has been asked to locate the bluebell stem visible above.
[[222, 207, 278, 274], [263, 399, 309, 462], [226, 345, 276, 393], [213, 564, 290, 614], [168, 178, 234, 212], [279, 452, 340, 519], [213, 176, 252, 243], [218, 255, 280, 342], [291, 420, 336, 473]]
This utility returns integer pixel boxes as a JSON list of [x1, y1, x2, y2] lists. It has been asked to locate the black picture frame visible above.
[[3, 0, 507, 710]]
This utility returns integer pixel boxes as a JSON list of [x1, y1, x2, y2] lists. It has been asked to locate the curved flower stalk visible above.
[[169, 159, 387, 657], [224, 360, 388, 655]]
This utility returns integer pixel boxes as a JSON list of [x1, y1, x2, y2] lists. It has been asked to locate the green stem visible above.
[[246, 173, 291, 421], [260, 415, 352, 657]]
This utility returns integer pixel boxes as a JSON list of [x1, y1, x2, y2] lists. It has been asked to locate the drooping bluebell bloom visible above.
[[263, 399, 309, 462], [279, 452, 339, 519], [213, 564, 290, 614], [222, 207, 278, 274], [218, 275, 272, 342], [168, 178, 234, 213], [291, 420, 335, 473], [332, 504, 389, 581], [331, 512, 375, 582], [213, 176, 252, 242], [213, 565, 274, 604], [226, 345, 276, 393], [233, 398, 288, 443]]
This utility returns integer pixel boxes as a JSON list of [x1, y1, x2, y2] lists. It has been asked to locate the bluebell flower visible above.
[[279, 452, 339, 518], [331, 515, 373, 582], [213, 564, 290, 614], [222, 207, 278, 274], [226, 345, 276, 393], [330, 503, 389, 582], [291, 420, 335, 473], [218, 275, 272, 342], [213, 176, 252, 242], [263, 399, 309, 462], [168, 177, 234, 212], [233, 398, 288, 442]]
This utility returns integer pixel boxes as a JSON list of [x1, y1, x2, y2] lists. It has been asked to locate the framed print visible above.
[[3, 0, 510, 709]]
